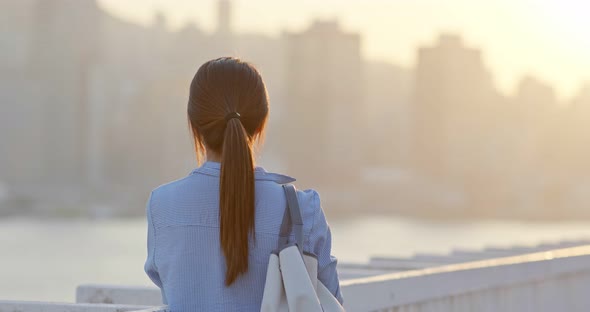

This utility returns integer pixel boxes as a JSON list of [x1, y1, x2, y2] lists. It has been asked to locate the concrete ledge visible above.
[[0, 301, 167, 312], [75, 245, 590, 312], [341, 244, 590, 311], [76, 284, 162, 306]]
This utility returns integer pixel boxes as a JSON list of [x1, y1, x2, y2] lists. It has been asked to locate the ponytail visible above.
[[188, 57, 269, 286], [220, 116, 255, 286]]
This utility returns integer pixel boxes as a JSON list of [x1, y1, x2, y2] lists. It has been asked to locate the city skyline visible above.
[[4, 2, 590, 309], [1, 0, 590, 220], [98, 0, 590, 100]]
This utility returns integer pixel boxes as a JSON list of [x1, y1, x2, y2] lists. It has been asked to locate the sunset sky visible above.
[[98, 0, 590, 101]]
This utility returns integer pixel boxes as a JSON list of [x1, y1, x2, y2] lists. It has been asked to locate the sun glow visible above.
[[96, 0, 590, 99], [536, 1, 590, 51]]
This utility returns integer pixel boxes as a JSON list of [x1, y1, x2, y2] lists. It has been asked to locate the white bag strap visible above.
[[277, 184, 304, 254]]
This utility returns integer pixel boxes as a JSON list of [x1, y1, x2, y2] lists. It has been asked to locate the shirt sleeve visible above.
[[306, 190, 344, 304], [144, 191, 163, 289]]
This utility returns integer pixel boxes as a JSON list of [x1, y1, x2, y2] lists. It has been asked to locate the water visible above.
[[2, 216, 590, 302]]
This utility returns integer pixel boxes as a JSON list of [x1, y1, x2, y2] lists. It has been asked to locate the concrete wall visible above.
[[341, 245, 590, 311], [0, 301, 166, 312], [4, 245, 590, 312]]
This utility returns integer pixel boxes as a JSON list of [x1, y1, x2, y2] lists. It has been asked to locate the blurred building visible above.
[[510, 77, 559, 215], [282, 20, 363, 185], [0, 0, 44, 188], [2, 1, 590, 220], [280, 20, 364, 210], [363, 61, 412, 167], [413, 35, 493, 177], [0, 0, 214, 215], [541, 84, 590, 218], [0, 0, 295, 216], [411, 34, 516, 215]]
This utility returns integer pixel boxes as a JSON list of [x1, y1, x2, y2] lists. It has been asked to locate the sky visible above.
[[97, 0, 590, 101]]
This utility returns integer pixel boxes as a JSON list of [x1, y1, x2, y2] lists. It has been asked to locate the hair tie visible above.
[[224, 112, 241, 122]]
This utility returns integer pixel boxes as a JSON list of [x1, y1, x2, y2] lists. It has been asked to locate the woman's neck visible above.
[[205, 150, 222, 163], [204, 150, 259, 167]]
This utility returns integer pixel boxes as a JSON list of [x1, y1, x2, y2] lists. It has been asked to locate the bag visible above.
[[260, 184, 345, 312]]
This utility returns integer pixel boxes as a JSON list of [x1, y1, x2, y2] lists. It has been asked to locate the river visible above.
[[2, 216, 590, 302]]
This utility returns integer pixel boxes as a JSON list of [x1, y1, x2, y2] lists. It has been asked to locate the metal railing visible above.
[[4, 242, 590, 312], [0, 301, 167, 312], [71, 244, 590, 311]]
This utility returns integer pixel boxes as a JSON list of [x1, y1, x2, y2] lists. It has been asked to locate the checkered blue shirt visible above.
[[145, 161, 343, 311]]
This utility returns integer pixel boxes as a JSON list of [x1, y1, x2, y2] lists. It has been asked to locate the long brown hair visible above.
[[187, 57, 269, 285]]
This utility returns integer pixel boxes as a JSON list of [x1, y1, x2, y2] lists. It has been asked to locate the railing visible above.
[[4, 243, 590, 312], [0, 301, 167, 312], [341, 245, 590, 311], [71, 244, 590, 311], [76, 284, 163, 307]]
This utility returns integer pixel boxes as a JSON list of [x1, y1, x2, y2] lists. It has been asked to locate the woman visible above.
[[144, 57, 343, 311]]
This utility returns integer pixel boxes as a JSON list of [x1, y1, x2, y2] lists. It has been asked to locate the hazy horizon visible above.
[[98, 0, 590, 101], [2, 0, 590, 220]]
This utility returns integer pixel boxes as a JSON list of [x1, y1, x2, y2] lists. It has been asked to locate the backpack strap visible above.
[[277, 184, 304, 254]]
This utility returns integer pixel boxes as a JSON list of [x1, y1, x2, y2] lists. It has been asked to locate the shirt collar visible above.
[[190, 161, 296, 184]]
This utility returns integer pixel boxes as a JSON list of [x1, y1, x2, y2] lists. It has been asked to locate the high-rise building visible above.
[[281, 20, 364, 190], [411, 34, 512, 215], [412, 34, 496, 181], [363, 61, 412, 167], [0, 0, 41, 185], [29, 0, 102, 188]]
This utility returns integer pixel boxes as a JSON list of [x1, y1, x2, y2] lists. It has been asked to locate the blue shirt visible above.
[[144, 161, 343, 311]]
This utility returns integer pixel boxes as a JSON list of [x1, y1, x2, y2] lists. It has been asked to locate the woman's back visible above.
[[145, 161, 343, 311]]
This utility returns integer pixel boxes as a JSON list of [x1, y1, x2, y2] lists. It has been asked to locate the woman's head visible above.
[[188, 56, 269, 160], [187, 57, 269, 285]]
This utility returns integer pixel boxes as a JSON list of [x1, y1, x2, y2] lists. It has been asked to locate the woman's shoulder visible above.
[[260, 169, 320, 207], [295, 188, 321, 210], [293, 187, 325, 234], [257, 166, 322, 210], [150, 175, 194, 199]]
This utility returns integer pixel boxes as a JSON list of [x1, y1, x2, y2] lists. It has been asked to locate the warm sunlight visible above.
[[96, 0, 590, 99], [537, 1, 590, 51], [3, 0, 590, 310]]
